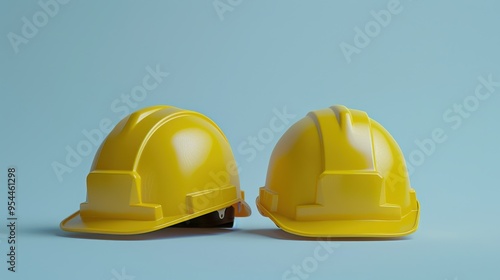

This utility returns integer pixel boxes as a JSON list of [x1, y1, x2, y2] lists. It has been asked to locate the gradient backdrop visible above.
[[1, 1, 499, 279]]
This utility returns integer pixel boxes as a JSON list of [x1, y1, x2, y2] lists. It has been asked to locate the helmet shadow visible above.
[[27, 226, 237, 241], [241, 228, 412, 242]]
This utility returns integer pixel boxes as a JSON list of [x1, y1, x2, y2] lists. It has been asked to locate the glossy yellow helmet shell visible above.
[[61, 105, 251, 234], [256, 105, 419, 237]]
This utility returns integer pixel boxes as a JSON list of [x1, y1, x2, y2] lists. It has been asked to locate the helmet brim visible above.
[[233, 200, 252, 217], [61, 199, 251, 235], [256, 197, 419, 238]]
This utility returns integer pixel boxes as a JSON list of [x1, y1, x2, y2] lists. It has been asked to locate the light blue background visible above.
[[1, 0, 499, 279]]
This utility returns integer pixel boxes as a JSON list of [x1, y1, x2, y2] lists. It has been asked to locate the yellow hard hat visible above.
[[61, 105, 251, 235], [256, 105, 419, 237]]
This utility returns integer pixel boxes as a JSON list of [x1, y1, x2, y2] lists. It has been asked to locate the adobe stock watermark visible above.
[[213, 0, 243, 21], [176, 161, 241, 214], [339, 0, 403, 64], [7, 0, 71, 54], [387, 74, 499, 189], [177, 106, 296, 214], [282, 240, 340, 280], [237, 106, 296, 163], [406, 74, 499, 174], [111, 267, 135, 280], [51, 64, 170, 183]]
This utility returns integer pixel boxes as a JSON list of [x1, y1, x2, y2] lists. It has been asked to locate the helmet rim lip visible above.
[[60, 198, 251, 235], [256, 197, 419, 238]]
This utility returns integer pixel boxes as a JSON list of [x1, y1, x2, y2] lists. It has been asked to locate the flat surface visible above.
[[1, 1, 500, 279]]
